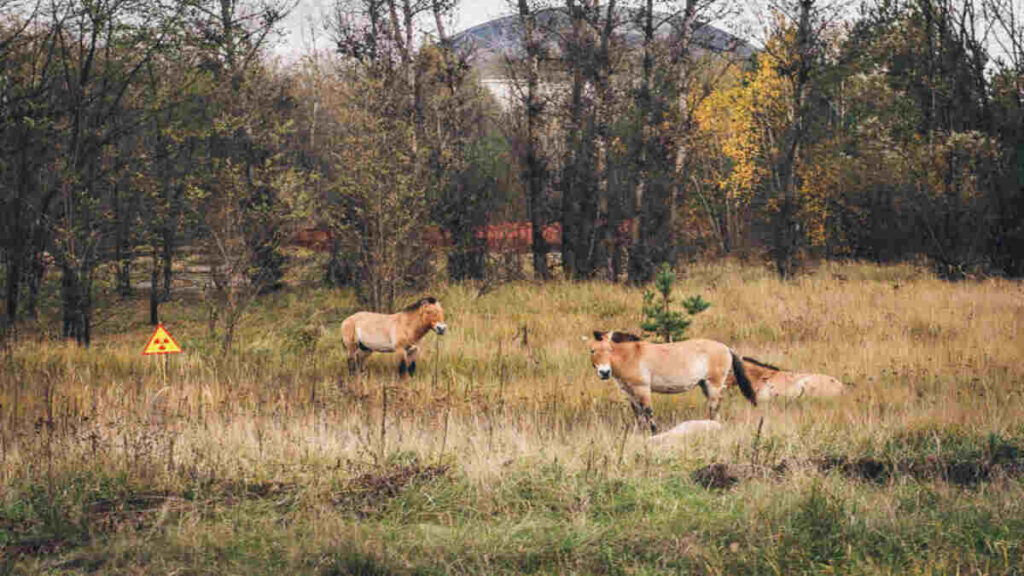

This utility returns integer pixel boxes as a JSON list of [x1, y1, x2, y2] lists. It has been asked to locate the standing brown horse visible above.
[[589, 331, 757, 433], [341, 297, 447, 377]]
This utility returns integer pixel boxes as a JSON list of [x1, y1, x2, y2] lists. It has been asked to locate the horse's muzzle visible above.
[[435, 323, 447, 335]]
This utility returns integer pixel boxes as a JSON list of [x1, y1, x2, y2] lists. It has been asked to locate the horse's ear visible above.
[[593, 330, 604, 341]]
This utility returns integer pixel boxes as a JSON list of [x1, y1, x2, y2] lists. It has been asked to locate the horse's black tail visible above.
[[730, 349, 758, 407]]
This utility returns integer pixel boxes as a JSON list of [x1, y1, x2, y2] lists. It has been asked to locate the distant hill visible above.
[[452, 9, 754, 77]]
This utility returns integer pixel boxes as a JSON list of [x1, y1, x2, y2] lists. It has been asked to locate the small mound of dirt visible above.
[[335, 463, 450, 517], [195, 480, 297, 505], [816, 455, 1022, 486], [817, 456, 889, 482], [692, 463, 739, 489], [691, 462, 788, 490], [349, 463, 450, 499], [693, 450, 1024, 490]]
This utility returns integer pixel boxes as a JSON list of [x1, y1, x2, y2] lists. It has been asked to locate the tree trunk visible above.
[[629, 0, 655, 285], [594, 0, 617, 282], [667, 0, 700, 268], [771, 0, 814, 279], [25, 245, 44, 320], [432, 0, 483, 281], [404, 0, 424, 153], [4, 181, 23, 321], [114, 181, 132, 299], [61, 262, 91, 346], [5, 257, 19, 322], [519, 0, 549, 279], [388, 0, 419, 155], [161, 224, 173, 301], [150, 246, 160, 325], [5, 136, 31, 320], [561, 2, 585, 278], [562, 0, 589, 279]]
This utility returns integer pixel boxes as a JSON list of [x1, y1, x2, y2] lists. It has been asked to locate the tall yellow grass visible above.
[[1, 260, 1022, 493]]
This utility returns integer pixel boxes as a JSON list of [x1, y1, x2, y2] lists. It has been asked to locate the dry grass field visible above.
[[2, 260, 1023, 574]]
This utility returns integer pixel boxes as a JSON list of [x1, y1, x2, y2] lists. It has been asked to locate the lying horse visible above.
[[731, 357, 846, 401], [341, 297, 447, 377], [589, 331, 757, 433]]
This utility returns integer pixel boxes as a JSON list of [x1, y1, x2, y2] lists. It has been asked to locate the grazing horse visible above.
[[732, 357, 846, 401], [341, 297, 447, 377], [589, 331, 757, 433]]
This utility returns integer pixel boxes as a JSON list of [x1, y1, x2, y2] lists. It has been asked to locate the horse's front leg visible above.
[[399, 345, 419, 378], [640, 395, 658, 435], [628, 385, 658, 435]]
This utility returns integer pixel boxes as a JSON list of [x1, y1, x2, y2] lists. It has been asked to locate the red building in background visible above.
[[295, 220, 632, 254]]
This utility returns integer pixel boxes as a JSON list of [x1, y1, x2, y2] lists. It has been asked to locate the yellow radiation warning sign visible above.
[[143, 323, 183, 355]]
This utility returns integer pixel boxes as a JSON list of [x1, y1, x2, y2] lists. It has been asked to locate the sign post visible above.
[[143, 323, 183, 385]]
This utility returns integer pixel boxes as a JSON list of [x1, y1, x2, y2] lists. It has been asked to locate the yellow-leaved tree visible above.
[[696, 12, 849, 263]]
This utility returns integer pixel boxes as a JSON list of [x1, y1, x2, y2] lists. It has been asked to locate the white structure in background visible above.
[[452, 10, 754, 109]]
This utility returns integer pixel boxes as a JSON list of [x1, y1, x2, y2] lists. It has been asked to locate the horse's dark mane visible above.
[[610, 331, 643, 343], [403, 296, 438, 311], [743, 356, 784, 371]]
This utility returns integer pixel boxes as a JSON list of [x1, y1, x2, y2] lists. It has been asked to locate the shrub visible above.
[[639, 263, 710, 342]]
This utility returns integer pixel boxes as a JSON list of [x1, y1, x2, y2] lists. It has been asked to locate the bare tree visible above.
[[515, 0, 551, 279], [627, 0, 657, 283], [556, 0, 625, 280], [592, 0, 621, 281], [663, 0, 736, 269], [981, 0, 1024, 274], [41, 0, 186, 345], [760, 0, 840, 277], [0, 1, 54, 323]]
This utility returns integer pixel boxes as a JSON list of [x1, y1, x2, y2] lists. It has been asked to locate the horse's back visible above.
[[679, 338, 730, 352], [647, 338, 730, 358], [760, 371, 845, 399], [650, 339, 732, 368], [640, 339, 733, 392]]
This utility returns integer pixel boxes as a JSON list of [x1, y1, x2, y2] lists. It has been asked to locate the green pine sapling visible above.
[[640, 263, 710, 342]]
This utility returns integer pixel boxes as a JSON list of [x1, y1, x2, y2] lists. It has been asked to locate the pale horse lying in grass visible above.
[[726, 356, 847, 401], [588, 331, 758, 434], [341, 296, 447, 378], [648, 419, 724, 443]]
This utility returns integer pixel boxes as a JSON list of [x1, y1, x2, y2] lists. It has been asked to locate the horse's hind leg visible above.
[[706, 380, 726, 421], [347, 351, 358, 376], [349, 348, 371, 379]]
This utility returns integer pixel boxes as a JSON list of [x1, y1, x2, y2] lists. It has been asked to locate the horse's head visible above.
[[590, 331, 643, 380], [410, 297, 446, 335], [590, 331, 613, 380]]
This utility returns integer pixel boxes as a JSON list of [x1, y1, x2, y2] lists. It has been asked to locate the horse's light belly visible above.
[[650, 377, 700, 394], [355, 324, 396, 352], [648, 370, 701, 393], [645, 358, 705, 393]]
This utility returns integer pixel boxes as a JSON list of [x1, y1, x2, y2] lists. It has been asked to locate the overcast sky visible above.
[[277, 0, 513, 56], [273, 0, 778, 59]]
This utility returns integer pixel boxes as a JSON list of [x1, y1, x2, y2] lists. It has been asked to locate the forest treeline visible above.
[[1, 0, 1023, 346]]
